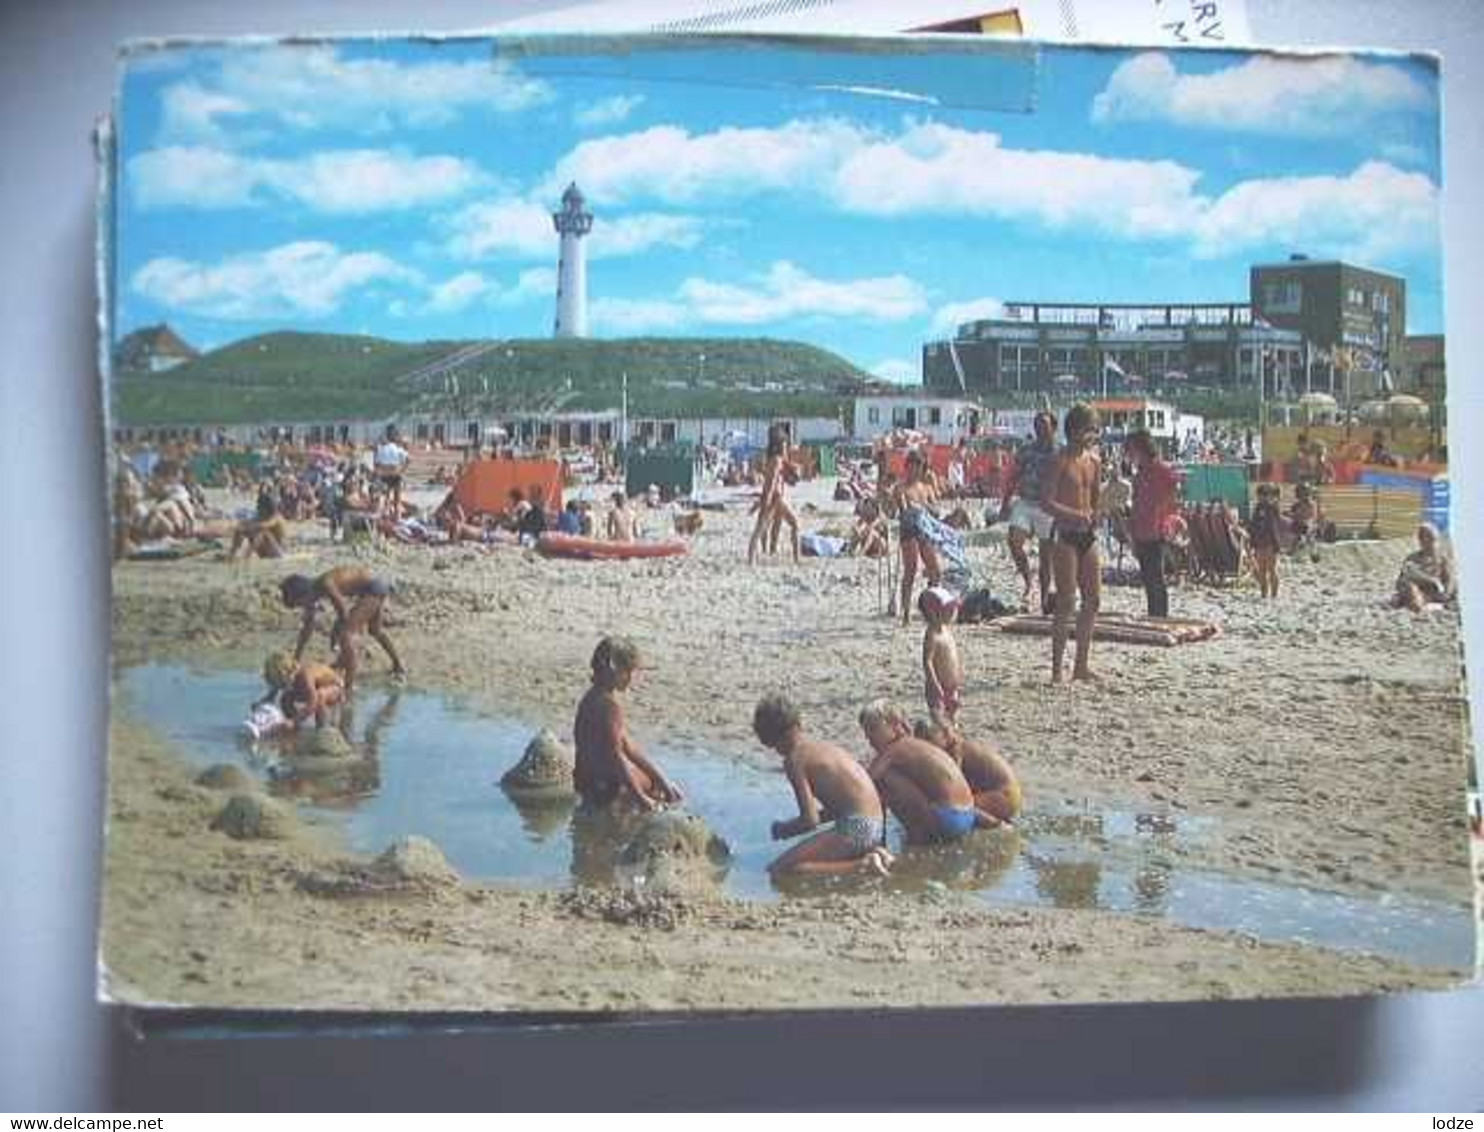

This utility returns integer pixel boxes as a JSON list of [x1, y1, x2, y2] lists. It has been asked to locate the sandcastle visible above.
[[500, 729, 576, 795]]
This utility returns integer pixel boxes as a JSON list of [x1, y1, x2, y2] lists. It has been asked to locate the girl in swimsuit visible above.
[[747, 425, 800, 565], [895, 450, 949, 626]]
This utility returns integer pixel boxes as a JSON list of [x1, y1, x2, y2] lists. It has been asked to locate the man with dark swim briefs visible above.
[[573, 636, 684, 811], [280, 566, 407, 691], [1040, 403, 1103, 684]]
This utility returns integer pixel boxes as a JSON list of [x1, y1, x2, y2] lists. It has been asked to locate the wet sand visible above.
[[102, 480, 1479, 1010]]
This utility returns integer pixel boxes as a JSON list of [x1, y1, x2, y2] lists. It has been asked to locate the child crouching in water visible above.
[[255, 651, 345, 732], [920, 586, 964, 727], [914, 718, 1022, 826], [752, 694, 893, 877]]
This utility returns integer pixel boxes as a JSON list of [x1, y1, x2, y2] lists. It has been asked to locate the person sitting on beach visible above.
[[1367, 430, 1401, 468], [858, 700, 989, 844], [578, 499, 597, 537], [258, 650, 344, 730], [607, 492, 638, 542], [920, 586, 964, 727], [228, 493, 290, 560], [572, 636, 683, 811], [1041, 403, 1103, 683], [279, 567, 407, 690], [751, 693, 893, 877], [557, 499, 583, 536], [516, 486, 550, 542], [850, 497, 889, 558], [914, 718, 1022, 826], [1393, 523, 1454, 612]]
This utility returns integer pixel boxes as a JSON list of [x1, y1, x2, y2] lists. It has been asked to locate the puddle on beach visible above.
[[115, 663, 1474, 970]]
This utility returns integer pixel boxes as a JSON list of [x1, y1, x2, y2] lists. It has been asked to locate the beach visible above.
[[102, 480, 1479, 1011]]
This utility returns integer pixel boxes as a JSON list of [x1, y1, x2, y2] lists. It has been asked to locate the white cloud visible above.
[[589, 297, 689, 334], [1092, 52, 1431, 136], [930, 297, 1004, 337], [574, 94, 644, 129], [544, 119, 865, 206], [131, 241, 417, 320], [1191, 160, 1439, 261], [426, 271, 496, 314], [504, 267, 557, 303], [157, 48, 551, 144], [129, 146, 485, 213], [590, 261, 925, 335], [870, 357, 919, 384], [679, 261, 926, 324], [443, 195, 702, 260], [539, 117, 1438, 261]]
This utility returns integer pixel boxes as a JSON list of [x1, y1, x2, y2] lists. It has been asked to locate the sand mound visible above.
[[210, 793, 292, 840], [196, 764, 254, 792], [296, 835, 461, 898], [374, 836, 460, 886], [620, 811, 731, 868], [559, 886, 695, 930], [500, 729, 575, 793], [294, 729, 354, 761], [618, 811, 731, 896]]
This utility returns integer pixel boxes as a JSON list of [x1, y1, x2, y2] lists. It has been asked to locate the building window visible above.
[[867, 407, 880, 424], [929, 408, 942, 426]]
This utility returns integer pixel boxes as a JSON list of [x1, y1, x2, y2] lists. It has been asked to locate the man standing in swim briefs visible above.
[[573, 636, 684, 812], [1040, 403, 1103, 684], [997, 410, 1059, 613], [280, 566, 407, 691]]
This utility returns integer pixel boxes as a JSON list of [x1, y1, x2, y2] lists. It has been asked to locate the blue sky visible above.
[[115, 36, 1443, 382]]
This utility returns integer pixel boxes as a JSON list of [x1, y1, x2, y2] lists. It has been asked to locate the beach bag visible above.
[[957, 587, 1011, 624]]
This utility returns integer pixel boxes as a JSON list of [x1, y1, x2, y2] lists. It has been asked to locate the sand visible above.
[[101, 480, 1480, 1011]]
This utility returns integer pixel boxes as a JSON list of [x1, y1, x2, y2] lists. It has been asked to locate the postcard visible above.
[[99, 31, 1477, 1016]]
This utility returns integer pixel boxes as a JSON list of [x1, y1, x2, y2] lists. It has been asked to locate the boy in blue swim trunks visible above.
[[753, 694, 893, 876], [858, 699, 989, 845]]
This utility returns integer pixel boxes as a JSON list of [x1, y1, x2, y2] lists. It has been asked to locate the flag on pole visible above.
[[1103, 355, 1126, 376]]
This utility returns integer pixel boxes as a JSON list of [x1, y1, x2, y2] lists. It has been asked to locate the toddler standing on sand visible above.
[[920, 586, 964, 727]]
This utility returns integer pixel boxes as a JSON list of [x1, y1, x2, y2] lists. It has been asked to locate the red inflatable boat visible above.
[[536, 533, 688, 561]]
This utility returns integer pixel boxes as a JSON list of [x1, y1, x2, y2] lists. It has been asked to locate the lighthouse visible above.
[[552, 182, 593, 338]]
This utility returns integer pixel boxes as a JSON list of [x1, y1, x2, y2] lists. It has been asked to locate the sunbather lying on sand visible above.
[[752, 693, 893, 876], [573, 636, 683, 811]]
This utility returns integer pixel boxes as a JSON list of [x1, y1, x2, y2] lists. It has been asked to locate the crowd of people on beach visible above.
[[126, 398, 1460, 883]]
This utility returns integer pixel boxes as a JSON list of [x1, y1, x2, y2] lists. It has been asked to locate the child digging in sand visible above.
[[573, 636, 684, 812], [752, 693, 893, 877], [919, 586, 964, 727], [256, 651, 345, 730], [279, 567, 407, 691], [914, 719, 1022, 826], [858, 700, 993, 844]]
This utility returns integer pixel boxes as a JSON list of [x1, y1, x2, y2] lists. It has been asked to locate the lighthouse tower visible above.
[[552, 182, 593, 338]]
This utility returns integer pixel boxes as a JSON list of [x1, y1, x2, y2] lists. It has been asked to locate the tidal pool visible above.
[[115, 662, 1475, 969]]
